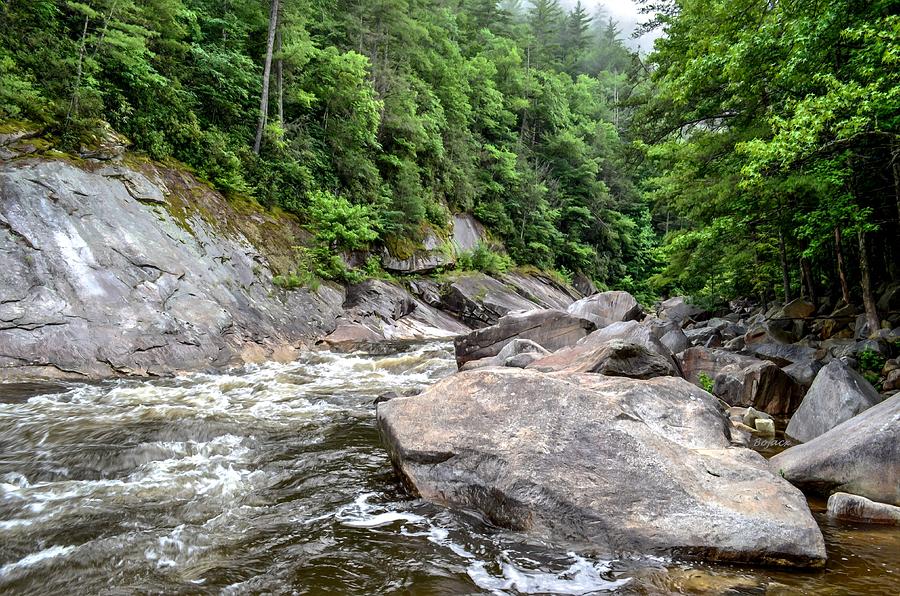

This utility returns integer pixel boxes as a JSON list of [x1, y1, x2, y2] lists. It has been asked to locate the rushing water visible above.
[[0, 343, 897, 595]]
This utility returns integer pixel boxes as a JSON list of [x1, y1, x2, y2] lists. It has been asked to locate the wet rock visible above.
[[771, 394, 899, 506], [322, 324, 383, 351], [378, 368, 826, 567], [438, 272, 541, 328], [826, 493, 900, 525], [679, 347, 804, 416], [565, 290, 642, 328], [657, 296, 705, 324], [528, 339, 678, 379], [453, 309, 594, 367], [785, 359, 883, 443]]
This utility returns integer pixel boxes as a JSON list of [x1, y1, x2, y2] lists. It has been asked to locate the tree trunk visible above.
[[275, 26, 283, 124], [253, 0, 280, 154], [857, 230, 879, 336], [834, 226, 851, 305], [800, 256, 817, 305], [778, 229, 791, 303]]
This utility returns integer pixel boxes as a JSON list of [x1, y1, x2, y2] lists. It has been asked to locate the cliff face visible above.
[[0, 157, 344, 379]]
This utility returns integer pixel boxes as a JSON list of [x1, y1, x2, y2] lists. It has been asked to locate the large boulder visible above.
[[438, 272, 541, 327], [527, 339, 678, 379], [771, 394, 900, 506], [533, 321, 681, 377], [679, 347, 804, 415], [660, 328, 692, 355], [657, 296, 705, 323], [453, 309, 595, 367], [378, 369, 826, 567], [785, 359, 883, 443], [566, 290, 642, 328], [459, 339, 550, 371]]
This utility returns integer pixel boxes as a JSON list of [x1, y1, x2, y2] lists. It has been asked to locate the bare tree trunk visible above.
[[834, 226, 851, 305], [253, 0, 280, 154], [800, 256, 817, 305], [857, 230, 880, 336], [778, 229, 791, 303], [275, 26, 283, 124], [65, 15, 91, 129]]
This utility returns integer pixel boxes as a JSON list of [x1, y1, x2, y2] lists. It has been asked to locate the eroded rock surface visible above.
[[378, 368, 826, 567], [0, 159, 343, 379]]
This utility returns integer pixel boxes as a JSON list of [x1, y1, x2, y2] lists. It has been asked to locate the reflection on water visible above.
[[0, 343, 897, 595]]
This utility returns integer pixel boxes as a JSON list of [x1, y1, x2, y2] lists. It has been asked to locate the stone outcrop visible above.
[[382, 226, 453, 273], [450, 213, 488, 253], [826, 493, 900, 525], [785, 359, 883, 443], [459, 338, 550, 371], [453, 309, 595, 367], [527, 339, 678, 379], [322, 279, 470, 351], [0, 158, 344, 379], [378, 368, 826, 567], [657, 296, 704, 323], [565, 290, 642, 328], [771, 394, 899, 506], [436, 272, 542, 328], [679, 347, 804, 415]]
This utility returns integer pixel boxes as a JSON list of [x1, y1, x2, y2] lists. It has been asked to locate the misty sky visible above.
[[558, 0, 663, 52]]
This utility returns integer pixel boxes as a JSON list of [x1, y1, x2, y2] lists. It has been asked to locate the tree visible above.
[[253, 0, 280, 154]]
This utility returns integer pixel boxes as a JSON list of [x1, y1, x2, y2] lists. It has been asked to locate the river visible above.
[[0, 343, 896, 594]]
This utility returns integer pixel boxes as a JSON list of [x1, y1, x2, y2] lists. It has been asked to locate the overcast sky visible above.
[[558, 0, 663, 52]]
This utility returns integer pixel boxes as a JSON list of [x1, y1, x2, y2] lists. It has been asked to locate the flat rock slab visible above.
[[771, 393, 900, 506], [378, 368, 826, 568]]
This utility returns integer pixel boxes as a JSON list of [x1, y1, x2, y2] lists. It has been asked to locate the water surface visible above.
[[0, 344, 896, 594]]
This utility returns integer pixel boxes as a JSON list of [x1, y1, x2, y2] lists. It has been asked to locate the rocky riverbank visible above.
[[379, 288, 900, 567]]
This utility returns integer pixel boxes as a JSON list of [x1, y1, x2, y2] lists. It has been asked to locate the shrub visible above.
[[698, 372, 715, 393], [457, 243, 512, 275]]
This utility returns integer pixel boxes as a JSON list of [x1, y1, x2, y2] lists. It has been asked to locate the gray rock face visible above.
[[453, 309, 595, 367], [459, 338, 550, 371], [658, 296, 705, 323], [566, 290, 642, 328], [324, 279, 469, 351], [527, 339, 678, 379], [685, 326, 721, 346], [451, 213, 487, 253], [382, 227, 454, 273], [438, 272, 541, 328], [501, 271, 581, 311], [378, 369, 826, 567], [785, 359, 883, 442], [679, 347, 804, 416], [659, 328, 691, 354], [578, 321, 681, 374], [771, 394, 899, 506], [0, 159, 343, 379], [782, 359, 825, 390], [827, 493, 900, 525]]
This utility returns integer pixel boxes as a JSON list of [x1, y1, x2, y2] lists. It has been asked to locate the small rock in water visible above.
[[754, 418, 776, 437], [827, 493, 900, 525]]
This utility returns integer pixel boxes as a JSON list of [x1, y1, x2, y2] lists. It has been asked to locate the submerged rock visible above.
[[378, 368, 826, 567], [771, 394, 899, 506], [785, 359, 883, 443]]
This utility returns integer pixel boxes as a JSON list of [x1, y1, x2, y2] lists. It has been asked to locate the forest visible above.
[[1, 0, 898, 316]]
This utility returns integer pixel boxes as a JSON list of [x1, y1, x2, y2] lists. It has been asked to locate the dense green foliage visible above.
[[637, 0, 899, 311], [0, 0, 650, 289], [3, 0, 896, 310]]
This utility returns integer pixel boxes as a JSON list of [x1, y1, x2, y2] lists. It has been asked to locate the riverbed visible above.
[[0, 343, 896, 594]]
